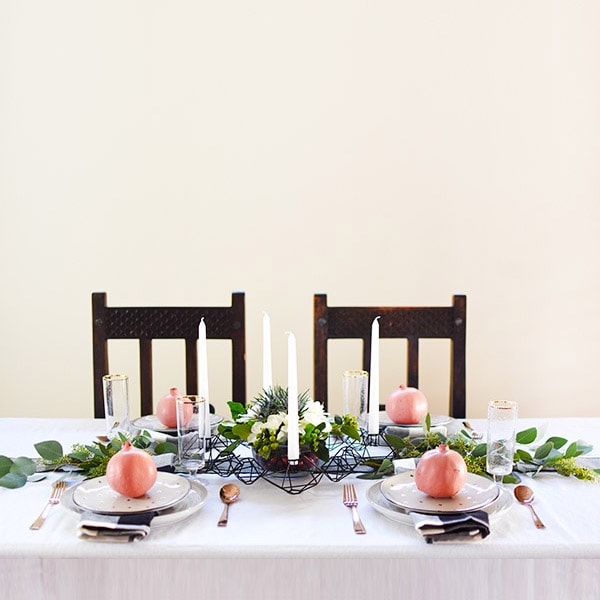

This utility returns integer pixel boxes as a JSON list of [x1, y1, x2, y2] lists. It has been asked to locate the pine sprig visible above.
[[249, 385, 311, 420]]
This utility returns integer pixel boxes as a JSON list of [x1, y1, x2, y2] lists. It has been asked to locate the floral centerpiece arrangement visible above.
[[218, 385, 360, 471]]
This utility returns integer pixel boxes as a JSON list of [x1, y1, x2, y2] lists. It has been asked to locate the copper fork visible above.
[[342, 483, 366, 535], [30, 480, 67, 530]]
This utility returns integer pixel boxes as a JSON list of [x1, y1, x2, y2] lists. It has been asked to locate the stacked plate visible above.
[[367, 471, 513, 526], [61, 472, 208, 528]]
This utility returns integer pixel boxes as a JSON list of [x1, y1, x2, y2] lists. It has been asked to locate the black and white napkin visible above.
[[78, 510, 158, 543], [409, 510, 490, 543]]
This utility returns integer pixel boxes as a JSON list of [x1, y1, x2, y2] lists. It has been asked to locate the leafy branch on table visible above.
[[0, 431, 176, 489], [358, 420, 600, 483]]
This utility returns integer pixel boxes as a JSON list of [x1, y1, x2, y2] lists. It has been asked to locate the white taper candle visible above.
[[286, 332, 300, 461], [368, 316, 380, 435]]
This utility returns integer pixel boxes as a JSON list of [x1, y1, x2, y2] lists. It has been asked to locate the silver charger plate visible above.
[[62, 478, 208, 528], [367, 480, 513, 526], [378, 412, 452, 428], [380, 471, 499, 514], [72, 472, 191, 515], [132, 413, 223, 435]]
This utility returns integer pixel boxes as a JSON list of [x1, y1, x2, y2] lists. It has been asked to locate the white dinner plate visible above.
[[72, 472, 191, 515], [378, 412, 452, 429], [132, 413, 223, 435], [367, 480, 513, 525], [62, 478, 208, 527], [380, 471, 499, 514]]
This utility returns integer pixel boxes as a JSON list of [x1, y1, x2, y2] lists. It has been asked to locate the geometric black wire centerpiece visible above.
[[205, 431, 381, 495]]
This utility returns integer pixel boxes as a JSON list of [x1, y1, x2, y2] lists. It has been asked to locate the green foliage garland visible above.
[[359, 420, 600, 483], [0, 431, 177, 489]]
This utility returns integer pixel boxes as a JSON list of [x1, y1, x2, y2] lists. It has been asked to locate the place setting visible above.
[[362, 395, 519, 543], [56, 392, 214, 542]]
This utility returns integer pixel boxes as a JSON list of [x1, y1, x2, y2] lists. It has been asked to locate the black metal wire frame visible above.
[[203, 431, 393, 495]]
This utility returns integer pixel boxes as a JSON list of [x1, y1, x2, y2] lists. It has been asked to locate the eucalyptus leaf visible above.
[[565, 441, 578, 458], [515, 448, 533, 462], [384, 434, 407, 451], [10, 457, 36, 476], [0, 472, 27, 489], [534, 442, 554, 460], [516, 427, 538, 445], [471, 443, 487, 457], [0, 455, 12, 477], [546, 436, 567, 450], [34, 440, 64, 461], [154, 442, 177, 455]]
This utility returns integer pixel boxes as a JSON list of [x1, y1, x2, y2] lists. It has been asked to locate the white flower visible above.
[[266, 413, 285, 431], [301, 400, 331, 433]]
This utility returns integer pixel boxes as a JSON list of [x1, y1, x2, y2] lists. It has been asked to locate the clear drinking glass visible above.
[[102, 374, 132, 438], [176, 395, 207, 478], [342, 370, 369, 428], [486, 400, 518, 486]]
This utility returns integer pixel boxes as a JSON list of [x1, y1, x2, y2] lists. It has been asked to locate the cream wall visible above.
[[1, 1, 599, 420]]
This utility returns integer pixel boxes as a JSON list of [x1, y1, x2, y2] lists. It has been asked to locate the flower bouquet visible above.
[[217, 385, 360, 473]]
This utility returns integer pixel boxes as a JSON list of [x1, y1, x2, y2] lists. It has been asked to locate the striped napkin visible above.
[[409, 510, 490, 543], [78, 510, 157, 543]]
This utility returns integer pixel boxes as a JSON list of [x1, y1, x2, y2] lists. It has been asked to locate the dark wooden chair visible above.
[[92, 291, 246, 418], [313, 294, 467, 418]]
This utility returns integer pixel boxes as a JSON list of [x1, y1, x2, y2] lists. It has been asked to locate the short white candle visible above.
[[368, 316, 380, 435], [262, 312, 273, 391], [198, 318, 211, 438], [286, 332, 300, 461]]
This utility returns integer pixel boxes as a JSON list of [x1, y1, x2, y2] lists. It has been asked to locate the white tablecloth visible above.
[[1, 417, 599, 600]]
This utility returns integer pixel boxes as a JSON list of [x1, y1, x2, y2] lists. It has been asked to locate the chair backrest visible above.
[[92, 291, 246, 418], [313, 294, 466, 418]]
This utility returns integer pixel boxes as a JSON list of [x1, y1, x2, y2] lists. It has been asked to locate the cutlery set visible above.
[[28, 477, 545, 536]]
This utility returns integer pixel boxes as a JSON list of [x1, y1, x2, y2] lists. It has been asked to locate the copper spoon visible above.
[[514, 485, 546, 529], [217, 483, 240, 527]]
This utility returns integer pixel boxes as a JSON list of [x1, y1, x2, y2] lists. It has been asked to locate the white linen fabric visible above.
[[1, 417, 600, 600]]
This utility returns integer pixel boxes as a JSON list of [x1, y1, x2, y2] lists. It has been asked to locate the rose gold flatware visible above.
[[343, 483, 366, 534], [217, 483, 240, 527], [514, 485, 546, 529], [30, 480, 66, 530]]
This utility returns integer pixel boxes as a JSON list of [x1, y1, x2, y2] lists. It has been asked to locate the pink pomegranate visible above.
[[156, 387, 184, 428], [415, 444, 467, 498], [385, 384, 428, 424], [106, 441, 158, 498]]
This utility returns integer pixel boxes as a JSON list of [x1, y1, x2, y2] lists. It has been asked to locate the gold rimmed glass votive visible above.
[[486, 399, 518, 487]]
